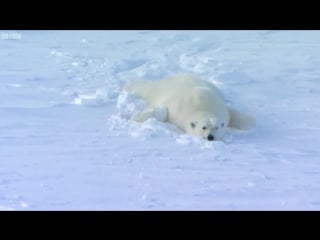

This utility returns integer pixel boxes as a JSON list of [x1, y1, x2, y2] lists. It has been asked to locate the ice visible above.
[[1, 30, 320, 210]]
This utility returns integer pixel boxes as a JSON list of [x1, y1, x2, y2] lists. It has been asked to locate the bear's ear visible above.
[[190, 122, 196, 128]]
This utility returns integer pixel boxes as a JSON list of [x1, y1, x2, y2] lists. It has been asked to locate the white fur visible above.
[[124, 73, 255, 140]]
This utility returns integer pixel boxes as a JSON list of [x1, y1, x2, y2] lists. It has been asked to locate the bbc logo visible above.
[[1, 32, 22, 40]]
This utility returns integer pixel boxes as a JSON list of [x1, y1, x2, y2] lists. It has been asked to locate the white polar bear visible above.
[[124, 73, 255, 141]]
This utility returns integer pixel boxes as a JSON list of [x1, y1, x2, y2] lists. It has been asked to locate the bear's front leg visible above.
[[132, 106, 168, 122], [227, 107, 256, 130]]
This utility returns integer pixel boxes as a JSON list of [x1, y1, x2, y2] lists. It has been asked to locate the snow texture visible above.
[[1, 30, 320, 210]]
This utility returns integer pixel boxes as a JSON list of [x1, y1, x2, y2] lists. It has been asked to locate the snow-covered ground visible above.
[[1, 30, 320, 210]]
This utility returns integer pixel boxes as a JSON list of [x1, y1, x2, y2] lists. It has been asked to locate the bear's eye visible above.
[[221, 122, 224, 127], [202, 126, 206, 130], [191, 122, 196, 128]]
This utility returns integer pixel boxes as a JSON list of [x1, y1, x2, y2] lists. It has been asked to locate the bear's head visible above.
[[188, 116, 227, 141]]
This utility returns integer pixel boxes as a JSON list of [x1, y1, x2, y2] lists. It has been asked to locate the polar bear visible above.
[[124, 73, 255, 141]]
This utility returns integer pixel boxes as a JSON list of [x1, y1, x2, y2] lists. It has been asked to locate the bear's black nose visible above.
[[207, 134, 214, 141]]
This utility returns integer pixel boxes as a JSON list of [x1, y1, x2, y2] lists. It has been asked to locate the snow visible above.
[[1, 30, 320, 210]]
